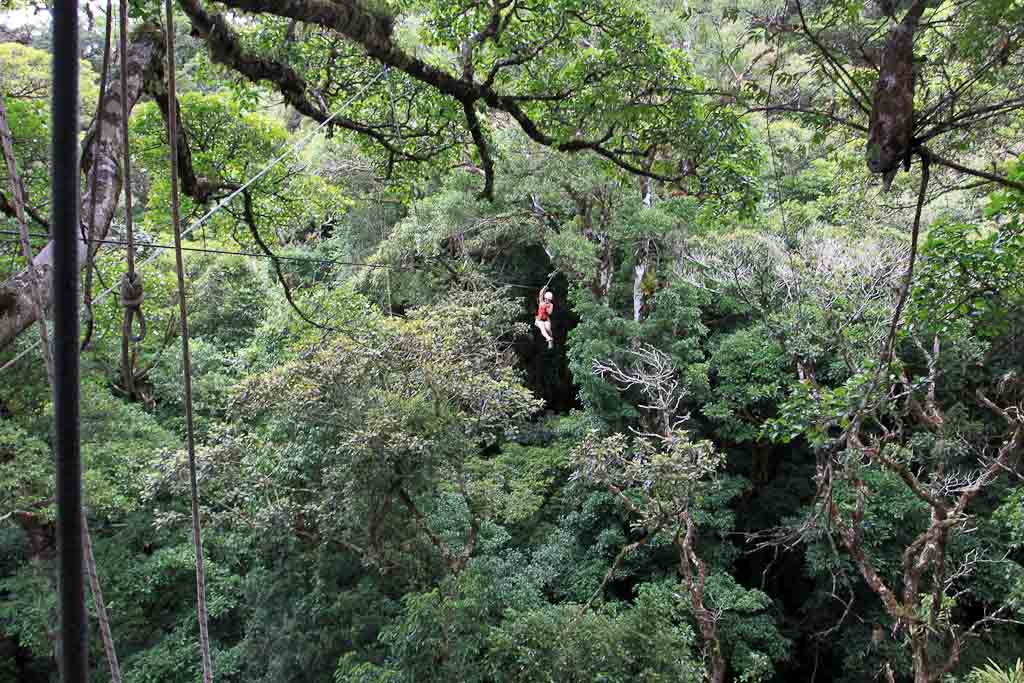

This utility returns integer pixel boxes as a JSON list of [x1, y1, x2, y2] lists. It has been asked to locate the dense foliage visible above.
[[2, 0, 1023, 681]]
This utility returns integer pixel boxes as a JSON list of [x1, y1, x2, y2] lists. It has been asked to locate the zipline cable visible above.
[[2, 233, 554, 284], [1, 232, 408, 268], [2, 68, 388, 371], [0, 240, 546, 377], [163, 1, 213, 679]]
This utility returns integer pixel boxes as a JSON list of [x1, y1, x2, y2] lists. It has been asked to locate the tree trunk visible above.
[[595, 235, 613, 301], [0, 25, 165, 351], [677, 511, 726, 683], [633, 166, 655, 322], [633, 238, 651, 322]]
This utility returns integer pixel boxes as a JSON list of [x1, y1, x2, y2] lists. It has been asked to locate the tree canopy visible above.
[[1, 1, 1023, 682]]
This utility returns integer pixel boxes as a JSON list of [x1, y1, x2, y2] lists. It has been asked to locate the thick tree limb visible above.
[[458, 0, 506, 82], [829, 484, 903, 617], [926, 150, 1024, 194], [0, 189, 50, 229], [0, 24, 166, 351], [178, 0, 428, 163], [188, 0, 700, 187], [462, 100, 495, 200], [144, 70, 222, 204], [239, 187, 342, 335], [677, 512, 726, 683]]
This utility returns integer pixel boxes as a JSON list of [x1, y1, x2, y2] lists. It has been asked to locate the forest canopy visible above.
[[1, 0, 1023, 681]]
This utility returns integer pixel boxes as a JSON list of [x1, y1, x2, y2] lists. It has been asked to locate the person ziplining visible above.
[[535, 283, 555, 349]]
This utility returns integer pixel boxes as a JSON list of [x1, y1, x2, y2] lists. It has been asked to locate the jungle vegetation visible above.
[[1, 0, 1023, 681]]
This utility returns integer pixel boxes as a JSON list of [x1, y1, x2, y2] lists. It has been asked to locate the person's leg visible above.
[[535, 319, 552, 342]]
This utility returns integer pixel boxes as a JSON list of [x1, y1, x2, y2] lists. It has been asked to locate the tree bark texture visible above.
[[633, 238, 652, 322], [634, 163, 656, 322]]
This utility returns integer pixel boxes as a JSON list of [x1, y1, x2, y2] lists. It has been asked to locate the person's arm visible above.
[[538, 286, 547, 304]]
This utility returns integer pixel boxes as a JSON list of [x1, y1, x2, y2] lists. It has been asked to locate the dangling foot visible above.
[[547, 339, 554, 349]]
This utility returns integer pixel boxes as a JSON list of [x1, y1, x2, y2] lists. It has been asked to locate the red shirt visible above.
[[537, 301, 553, 321]]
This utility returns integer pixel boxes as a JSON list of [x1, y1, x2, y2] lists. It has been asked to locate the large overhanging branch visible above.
[[183, 0, 700, 195], [462, 100, 495, 200], [145, 62, 225, 204], [178, 0, 434, 167]]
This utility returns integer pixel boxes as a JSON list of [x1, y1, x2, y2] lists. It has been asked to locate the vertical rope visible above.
[[882, 152, 930, 364], [118, 0, 145, 396], [80, 0, 113, 351], [119, 0, 135, 278], [162, 4, 214, 681], [82, 522, 122, 683]]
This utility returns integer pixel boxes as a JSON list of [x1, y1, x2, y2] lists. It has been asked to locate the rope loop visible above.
[[120, 271, 147, 342]]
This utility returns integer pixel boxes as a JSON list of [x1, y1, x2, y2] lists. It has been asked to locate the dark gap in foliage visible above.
[[509, 265, 581, 414]]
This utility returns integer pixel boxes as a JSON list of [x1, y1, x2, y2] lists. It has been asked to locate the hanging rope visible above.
[[81, 0, 114, 351], [118, 0, 145, 399], [118, 0, 142, 320], [82, 518, 122, 683], [163, 1, 214, 679], [119, 271, 146, 341]]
